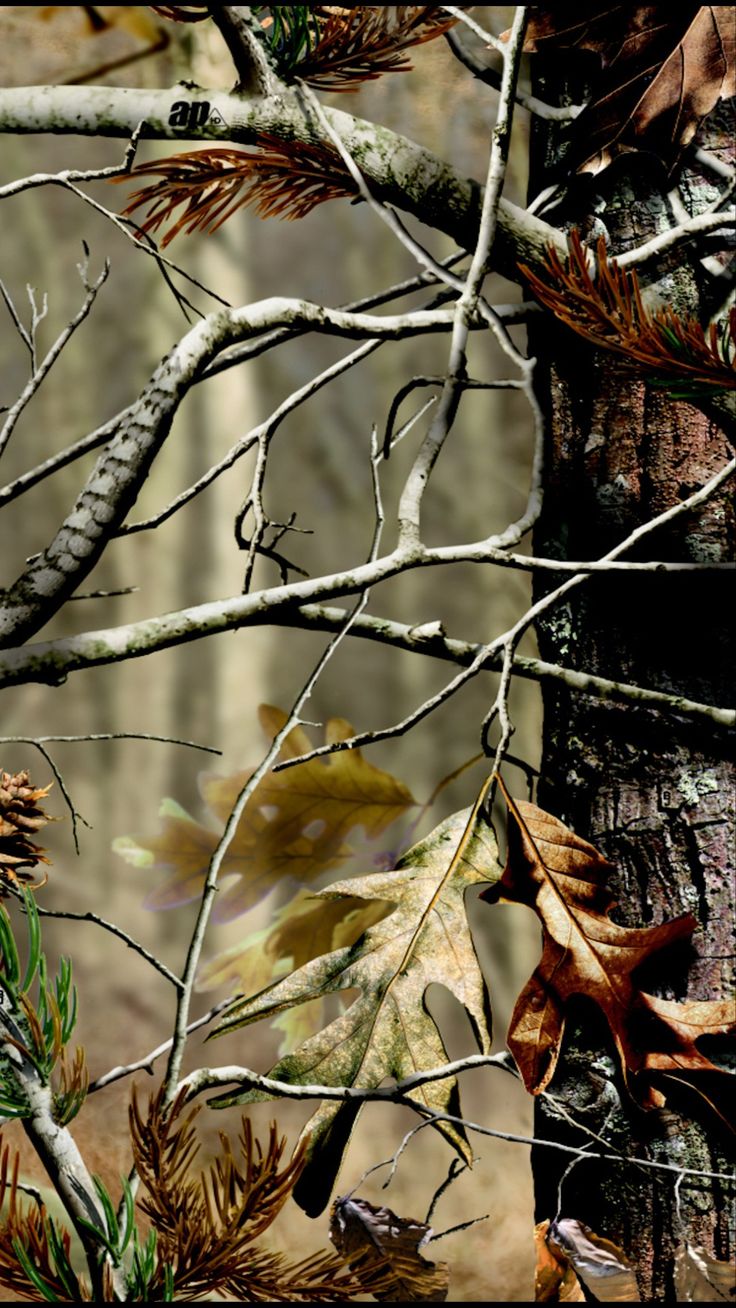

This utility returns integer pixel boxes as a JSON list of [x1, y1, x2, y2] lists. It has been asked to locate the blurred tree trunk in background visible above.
[[0, 12, 541, 1300], [528, 61, 734, 1300]]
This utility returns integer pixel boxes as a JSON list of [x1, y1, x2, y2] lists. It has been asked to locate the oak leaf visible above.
[[197, 888, 393, 1053], [113, 705, 415, 924], [330, 1195, 449, 1302], [517, 7, 736, 176], [480, 782, 735, 1107], [208, 776, 499, 1216]]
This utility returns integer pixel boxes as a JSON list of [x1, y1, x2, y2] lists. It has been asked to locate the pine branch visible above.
[[287, 5, 459, 90], [520, 230, 736, 394], [0, 1144, 85, 1302], [128, 1087, 393, 1300], [118, 136, 359, 244]]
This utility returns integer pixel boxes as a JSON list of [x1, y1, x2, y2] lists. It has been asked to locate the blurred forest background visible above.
[[1, 7, 546, 1298]]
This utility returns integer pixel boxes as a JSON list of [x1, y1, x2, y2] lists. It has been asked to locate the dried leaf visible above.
[[208, 775, 499, 1216], [535, 1221, 586, 1302], [480, 780, 736, 1107], [516, 7, 736, 176], [118, 137, 359, 245], [330, 1195, 449, 1301], [113, 705, 415, 923], [674, 1239, 735, 1301], [519, 232, 736, 394], [198, 888, 393, 1053], [547, 1219, 640, 1302]]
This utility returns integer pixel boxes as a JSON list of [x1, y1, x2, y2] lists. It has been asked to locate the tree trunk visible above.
[[527, 63, 734, 1300]]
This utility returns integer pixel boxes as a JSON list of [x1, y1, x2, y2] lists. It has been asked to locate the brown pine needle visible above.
[[117, 137, 359, 244], [520, 231, 736, 391]]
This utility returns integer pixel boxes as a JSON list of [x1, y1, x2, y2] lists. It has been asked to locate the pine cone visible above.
[[0, 769, 53, 892]]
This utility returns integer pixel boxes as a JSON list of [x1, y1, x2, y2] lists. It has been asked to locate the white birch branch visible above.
[[0, 82, 565, 280]]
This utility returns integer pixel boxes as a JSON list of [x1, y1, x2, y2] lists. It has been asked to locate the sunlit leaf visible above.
[[208, 775, 498, 1216], [198, 888, 393, 1053]]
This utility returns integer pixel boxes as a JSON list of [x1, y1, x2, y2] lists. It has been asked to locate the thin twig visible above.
[[29, 906, 184, 992], [620, 208, 735, 272], [444, 26, 583, 120], [0, 255, 110, 460], [0, 731, 221, 849], [161, 414, 391, 1101], [178, 1060, 735, 1185], [397, 7, 530, 548], [0, 155, 230, 309], [86, 999, 235, 1093]]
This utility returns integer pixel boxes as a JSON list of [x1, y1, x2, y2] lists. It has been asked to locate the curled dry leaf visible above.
[[513, 6, 736, 177], [534, 1220, 586, 1302], [330, 1195, 449, 1302], [113, 705, 415, 923], [548, 1219, 640, 1302], [208, 774, 498, 1216], [480, 780, 736, 1111], [536, 1218, 640, 1302]]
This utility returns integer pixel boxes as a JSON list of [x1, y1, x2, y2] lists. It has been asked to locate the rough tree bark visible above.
[[528, 62, 734, 1300]]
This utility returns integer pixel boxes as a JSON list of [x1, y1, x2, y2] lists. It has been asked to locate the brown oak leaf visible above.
[[517, 6, 736, 176], [480, 781, 735, 1108]]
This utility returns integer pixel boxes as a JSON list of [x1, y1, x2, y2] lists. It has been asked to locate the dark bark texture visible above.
[[527, 60, 735, 1300]]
